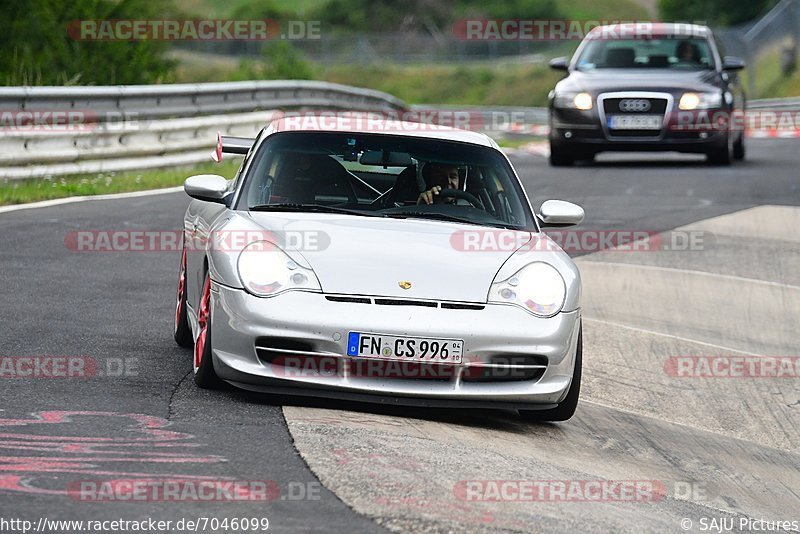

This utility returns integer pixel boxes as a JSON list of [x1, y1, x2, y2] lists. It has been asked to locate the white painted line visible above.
[[583, 317, 764, 356], [580, 260, 800, 291], [0, 186, 184, 215]]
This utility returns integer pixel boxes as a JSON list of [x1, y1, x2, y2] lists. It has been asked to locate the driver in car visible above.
[[417, 163, 460, 205]]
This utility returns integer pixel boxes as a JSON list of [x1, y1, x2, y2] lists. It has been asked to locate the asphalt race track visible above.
[[1, 139, 798, 532]]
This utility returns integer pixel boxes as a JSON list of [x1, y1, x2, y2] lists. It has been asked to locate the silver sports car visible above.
[[174, 116, 585, 421]]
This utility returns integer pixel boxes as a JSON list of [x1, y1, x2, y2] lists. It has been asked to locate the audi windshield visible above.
[[576, 37, 716, 70]]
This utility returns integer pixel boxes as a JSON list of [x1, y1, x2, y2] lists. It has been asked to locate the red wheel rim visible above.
[[175, 246, 187, 331], [194, 276, 211, 371]]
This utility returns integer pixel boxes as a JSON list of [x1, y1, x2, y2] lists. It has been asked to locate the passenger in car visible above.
[[675, 40, 701, 64], [274, 153, 350, 203]]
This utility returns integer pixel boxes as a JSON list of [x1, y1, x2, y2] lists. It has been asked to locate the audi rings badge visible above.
[[619, 99, 652, 112]]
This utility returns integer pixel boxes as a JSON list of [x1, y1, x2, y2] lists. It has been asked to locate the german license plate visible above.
[[608, 115, 662, 130], [347, 332, 463, 363]]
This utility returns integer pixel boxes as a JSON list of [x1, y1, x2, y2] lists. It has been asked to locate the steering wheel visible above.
[[433, 188, 484, 208]]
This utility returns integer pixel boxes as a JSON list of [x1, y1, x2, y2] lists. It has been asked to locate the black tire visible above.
[[549, 143, 575, 167], [174, 246, 193, 348], [519, 325, 582, 422], [733, 133, 745, 161], [193, 273, 222, 388], [707, 136, 733, 166]]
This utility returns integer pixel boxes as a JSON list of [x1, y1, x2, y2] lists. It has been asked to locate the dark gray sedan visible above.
[[547, 23, 746, 166]]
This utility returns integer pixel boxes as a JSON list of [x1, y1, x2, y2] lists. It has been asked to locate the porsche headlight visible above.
[[237, 241, 321, 297], [489, 262, 566, 317], [679, 92, 722, 110], [554, 92, 593, 110]]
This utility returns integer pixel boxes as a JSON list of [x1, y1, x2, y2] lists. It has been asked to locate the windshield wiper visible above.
[[250, 203, 383, 217], [386, 211, 513, 228]]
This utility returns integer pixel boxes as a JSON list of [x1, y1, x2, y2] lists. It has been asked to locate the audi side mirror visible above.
[[549, 57, 570, 71], [722, 56, 745, 71]]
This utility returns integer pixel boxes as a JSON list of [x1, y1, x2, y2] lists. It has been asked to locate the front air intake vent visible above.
[[325, 296, 372, 304], [374, 299, 438, 308], [462, 355, 549, 383], [441, 302, 485, 310]]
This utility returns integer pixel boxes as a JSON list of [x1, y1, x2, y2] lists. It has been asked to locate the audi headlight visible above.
[[554, 92, 593, 110], [237, 241, 321, 297], [679, 92, 722, 110], [489, 262, 566, 317]]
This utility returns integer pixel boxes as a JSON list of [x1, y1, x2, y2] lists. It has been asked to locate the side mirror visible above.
[[722, 56, 745, 71], [184, 174, 229, 203], [539, 200, 584, 227], [549, 57, 570, 71]]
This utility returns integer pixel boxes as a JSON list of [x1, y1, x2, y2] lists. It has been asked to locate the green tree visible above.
[[312, 0, 455, 32], [658, 0, 779, 26], [0, 0, 177, 85], [456, 0, 560, 20]]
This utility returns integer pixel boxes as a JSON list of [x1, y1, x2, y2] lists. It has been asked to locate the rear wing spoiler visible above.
[[211, 132, 255, 162]]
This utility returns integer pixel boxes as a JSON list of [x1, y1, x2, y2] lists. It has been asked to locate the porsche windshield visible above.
[[576, 37, 715, 70], [238, 132, 535, 230]]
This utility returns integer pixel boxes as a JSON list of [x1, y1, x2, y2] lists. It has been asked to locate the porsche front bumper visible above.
[[208, 283, 581, 409]]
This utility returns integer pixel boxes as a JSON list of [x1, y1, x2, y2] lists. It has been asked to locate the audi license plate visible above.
[[347, 332, 463, 363], [608, 115, 662, 130]]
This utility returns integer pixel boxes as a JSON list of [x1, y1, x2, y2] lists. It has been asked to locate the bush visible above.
[[0, 0, 176, 85], [230, 42, 316, 81], [262, 42, 315, 80], [312, 0, 454, 32], [658, 0, 779, 26]]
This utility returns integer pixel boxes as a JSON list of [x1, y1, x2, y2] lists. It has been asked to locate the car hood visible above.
[[557, 69, 721, 94], [247, 212, 532, 302]]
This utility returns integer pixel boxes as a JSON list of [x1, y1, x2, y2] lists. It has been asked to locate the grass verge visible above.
[[749, 47, 800, 99], [173, 53, 569, 107], [0, 160, 241, 207]]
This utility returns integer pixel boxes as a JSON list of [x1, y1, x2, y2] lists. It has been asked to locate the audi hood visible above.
[[554, 69, 723, 95]]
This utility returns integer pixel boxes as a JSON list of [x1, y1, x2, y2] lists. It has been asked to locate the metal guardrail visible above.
[[0, 80, 407, 120], [0, 111, 279, 179], [748, 96, 800, 109], [715, 0, 800, 98], [0, 81, 408, 180]]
